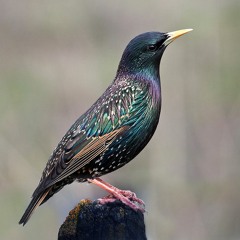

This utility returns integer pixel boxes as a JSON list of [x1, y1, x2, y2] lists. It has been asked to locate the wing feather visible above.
[[38, 126, 128, 190]]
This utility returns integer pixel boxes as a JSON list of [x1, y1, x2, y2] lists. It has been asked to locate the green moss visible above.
[[59, 199, 92, 238]]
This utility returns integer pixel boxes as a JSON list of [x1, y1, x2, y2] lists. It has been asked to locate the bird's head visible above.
[[116, 29, 192, 78]]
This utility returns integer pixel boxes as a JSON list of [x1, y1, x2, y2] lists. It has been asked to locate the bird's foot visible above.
[[88, 177, 145, 213], [114, 189, 145, 206], [97, 193, 145, 213], [97, 194, 116, 204]]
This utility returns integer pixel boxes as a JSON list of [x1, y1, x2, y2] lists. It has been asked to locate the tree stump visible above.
[[58, 199, 147, 240]]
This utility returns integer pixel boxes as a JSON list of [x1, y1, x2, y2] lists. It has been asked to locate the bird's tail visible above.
[[19, 188, 50, 226]]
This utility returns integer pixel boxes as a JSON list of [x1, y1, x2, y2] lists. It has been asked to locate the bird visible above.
[[19, 29, 192, 225]]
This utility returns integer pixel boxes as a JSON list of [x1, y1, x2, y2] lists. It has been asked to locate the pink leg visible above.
[[88, 177, 145, 213]]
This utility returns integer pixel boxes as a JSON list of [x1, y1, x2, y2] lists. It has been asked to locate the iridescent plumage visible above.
[[19, 29, 192, 225]]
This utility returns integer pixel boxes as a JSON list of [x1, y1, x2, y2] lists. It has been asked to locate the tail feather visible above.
[[19, 188, 50, 226]]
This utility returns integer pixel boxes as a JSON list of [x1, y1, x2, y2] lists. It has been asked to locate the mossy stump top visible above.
[[58, 199, 146, 240]]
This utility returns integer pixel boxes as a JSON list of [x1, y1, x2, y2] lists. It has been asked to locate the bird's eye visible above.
[[147, 44, 157, 52]]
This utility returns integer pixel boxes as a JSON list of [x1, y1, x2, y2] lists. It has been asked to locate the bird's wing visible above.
[[34, 126, 128, 194]]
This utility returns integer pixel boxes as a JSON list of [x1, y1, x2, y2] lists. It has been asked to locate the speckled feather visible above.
[[19, 31, 173, 225], [38, 76, 161, 196]]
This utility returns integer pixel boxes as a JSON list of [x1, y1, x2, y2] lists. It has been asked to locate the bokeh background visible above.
[[1, 0, 240, 239]]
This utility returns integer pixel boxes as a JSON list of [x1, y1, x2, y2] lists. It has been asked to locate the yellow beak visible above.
[[164, 29, 193, 46]]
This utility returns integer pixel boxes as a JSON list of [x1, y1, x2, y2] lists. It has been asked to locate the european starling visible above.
[[19, 29, 192, 225]]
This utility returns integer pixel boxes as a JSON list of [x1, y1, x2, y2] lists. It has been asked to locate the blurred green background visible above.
[[1, 0, 240, 239]]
